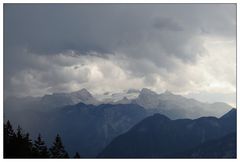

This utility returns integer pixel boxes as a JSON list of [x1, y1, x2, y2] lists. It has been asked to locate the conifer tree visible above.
[[14, 126, 33, 157], [49, 134, 69, 158], [4, 120, 15, 140], [4, 120, 16, 157], [33, 134, 49, 158], [4, 121, 77, 159]]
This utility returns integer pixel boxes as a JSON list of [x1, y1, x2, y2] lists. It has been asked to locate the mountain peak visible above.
[[135, 88, 160, 109], [73, 88, 92, 96], [78, 88, 90, 93], [68, 88, 100, 105], [140, 88, 157, 96]]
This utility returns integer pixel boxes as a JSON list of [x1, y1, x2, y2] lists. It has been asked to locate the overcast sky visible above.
[[4, 4, 236, 106]]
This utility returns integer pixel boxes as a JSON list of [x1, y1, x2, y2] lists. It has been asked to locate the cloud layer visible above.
[[4, 4, 236, 106]]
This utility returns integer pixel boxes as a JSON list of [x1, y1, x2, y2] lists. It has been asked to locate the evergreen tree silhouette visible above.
[[74, 152, 80, 158], [33, 134, 50, 158], [4, 122, 33, 158], [4, 121, 77, 158], [4, 120, 16, 157], [49, 134, 69, 158], [14, 126, 33, 158]]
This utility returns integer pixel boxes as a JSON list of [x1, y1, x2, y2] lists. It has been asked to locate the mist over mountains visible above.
[[4, 4, 236, 159], [5, 88, 232, 119], [4, 88, 235, 157]]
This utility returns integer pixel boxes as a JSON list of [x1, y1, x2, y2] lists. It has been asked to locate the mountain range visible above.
[[4, 88, 236, 158], [5, 88, 232, 119], [99, 109, 236, 158]]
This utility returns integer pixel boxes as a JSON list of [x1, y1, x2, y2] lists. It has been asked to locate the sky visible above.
[[4, 4, 236, 106]]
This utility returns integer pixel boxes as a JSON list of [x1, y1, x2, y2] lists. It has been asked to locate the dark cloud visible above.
[[5, 4, 235, 55], [4, 4, 236, 100], [153, 17, 184, 31]]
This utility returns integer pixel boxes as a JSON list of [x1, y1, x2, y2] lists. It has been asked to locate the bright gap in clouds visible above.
[[4, 4, 236, 107], [7, 36, 236, 107], [179, 35, 236, 107]]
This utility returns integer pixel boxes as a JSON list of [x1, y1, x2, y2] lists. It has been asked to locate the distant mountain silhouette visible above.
[[5, 88, 233, 122], [3, 88, 235, 158], [5, 88, 99, 112], [99, 109, 236, 158]]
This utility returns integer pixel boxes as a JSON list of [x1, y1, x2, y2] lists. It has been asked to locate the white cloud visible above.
[[4, 4, 236, 106], [7, 38, 236, 106]]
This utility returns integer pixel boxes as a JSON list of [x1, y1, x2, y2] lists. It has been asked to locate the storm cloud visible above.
[[4, 4, 236, 106]]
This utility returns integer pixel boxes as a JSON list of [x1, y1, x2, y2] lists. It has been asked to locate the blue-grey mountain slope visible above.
[[180, 132, 236, 158], [99, 109, 236, 158], [4, 88, 235, 157], [5, 101, 148, 157]]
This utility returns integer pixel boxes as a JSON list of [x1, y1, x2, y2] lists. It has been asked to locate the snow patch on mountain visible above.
[[94, 89, 140, 104]]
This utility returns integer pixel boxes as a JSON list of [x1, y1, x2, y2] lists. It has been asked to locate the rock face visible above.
[[134, 88, 232, 119], [41, 88, 100, 108], [99, 109, 236, 158], [134, 88, 160, 109]]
